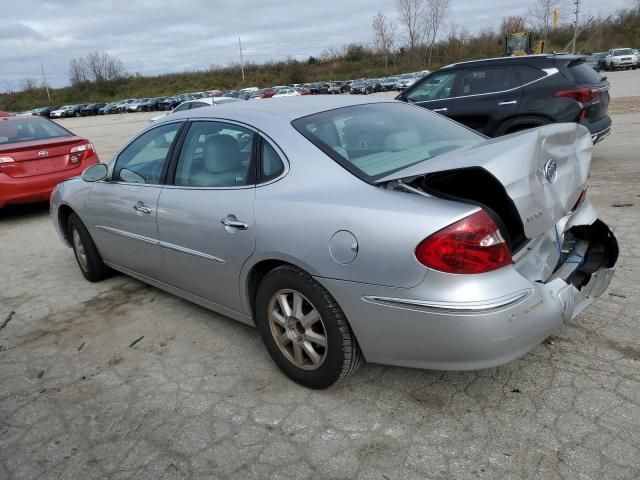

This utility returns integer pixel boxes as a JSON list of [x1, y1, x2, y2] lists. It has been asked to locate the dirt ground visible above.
[[1, 89, 639, 479]]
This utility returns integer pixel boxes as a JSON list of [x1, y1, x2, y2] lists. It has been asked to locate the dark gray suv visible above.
[[397, 55, 611, 144]]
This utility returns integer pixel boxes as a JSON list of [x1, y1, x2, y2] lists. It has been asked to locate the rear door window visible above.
[[460, 67, 517, 95], [513, 65, 546, 85]]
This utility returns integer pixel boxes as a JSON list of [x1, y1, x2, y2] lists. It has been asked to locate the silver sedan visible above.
[[50, 97, 618, 388]]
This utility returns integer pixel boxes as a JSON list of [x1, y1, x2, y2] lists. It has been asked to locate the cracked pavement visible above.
[[1, 106, 639, 479]]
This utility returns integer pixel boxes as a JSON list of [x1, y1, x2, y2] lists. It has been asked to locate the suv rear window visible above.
[[292, 103, 482, 183], [567, 61, 603, 84]]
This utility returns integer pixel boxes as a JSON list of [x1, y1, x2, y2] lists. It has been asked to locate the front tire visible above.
[[255, 266, 362, 389], [67, 213, 110, 282]]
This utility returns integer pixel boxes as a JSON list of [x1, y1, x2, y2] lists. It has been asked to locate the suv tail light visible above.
[[415, 210, 512, 274], [554, 87, 594, 103], [69, 142, 95, 164]]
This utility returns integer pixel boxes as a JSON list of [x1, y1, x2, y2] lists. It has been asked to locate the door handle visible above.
[[498, 100, 518, 106], [133, 201, 152, 214], [221, 215, 248, 230], [432, 107, 448, 112]]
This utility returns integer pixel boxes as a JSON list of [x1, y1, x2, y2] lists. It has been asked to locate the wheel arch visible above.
[[494, 114, 554, 136], [57, 203, 76, 245], [243, 256, 322, 318]]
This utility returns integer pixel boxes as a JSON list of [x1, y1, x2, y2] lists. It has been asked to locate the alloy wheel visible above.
[[72, 228, 88, 272], [268, 289, 328, 370]]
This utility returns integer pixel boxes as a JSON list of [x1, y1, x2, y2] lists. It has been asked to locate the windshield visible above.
[[399, 74, 414, 79], [614, 49, 633, 55], [292, 103, 483, 182], [0, 118, 72, 145]]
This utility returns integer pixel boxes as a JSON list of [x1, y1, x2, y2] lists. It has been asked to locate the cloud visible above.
[[0, 0, 630, 88]]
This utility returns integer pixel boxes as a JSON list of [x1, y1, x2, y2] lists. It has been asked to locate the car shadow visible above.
[[0, 202, 50, 221]]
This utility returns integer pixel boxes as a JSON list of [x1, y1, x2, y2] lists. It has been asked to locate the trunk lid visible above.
[[0, 136, 83, 178], [376, 123, 592, 240]]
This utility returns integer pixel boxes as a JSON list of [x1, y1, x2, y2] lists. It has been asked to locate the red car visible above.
[[0, 115, 99, 208]]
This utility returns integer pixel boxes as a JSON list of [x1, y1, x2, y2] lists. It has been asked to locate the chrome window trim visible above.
[[162, 117, 290, 191], [410, 67, 558, 104]]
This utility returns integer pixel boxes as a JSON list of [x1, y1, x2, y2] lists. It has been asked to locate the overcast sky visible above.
[[1, 0, 630, 88]]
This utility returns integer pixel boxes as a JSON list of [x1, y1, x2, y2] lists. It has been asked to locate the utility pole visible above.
[[40, 63, 51, 102], [238, 37, 245, 84], [571, 0, 580, 54]]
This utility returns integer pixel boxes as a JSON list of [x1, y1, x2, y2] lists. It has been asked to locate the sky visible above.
[[0, 0, 631, 89]]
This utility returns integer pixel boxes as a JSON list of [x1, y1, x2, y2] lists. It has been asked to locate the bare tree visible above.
[[2, 81, 15, 95], [396, 0, 425, 51], [69, 58, 89, 85], [85, 51, 125, 82], [528, 0, 561, 37], [372, 11, 396, 71], [499, 15, 527, 37], [424, 0, 450, 67], [21, 78, 38, 92]]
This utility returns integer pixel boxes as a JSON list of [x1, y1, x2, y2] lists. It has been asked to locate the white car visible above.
[[272, 88, 300, 98], [604, 48, 638, 71], [396, 73, 419, 90], [50, 106, 72, 118], [149, 97, 242, 122], [126, 99, 149, 112]]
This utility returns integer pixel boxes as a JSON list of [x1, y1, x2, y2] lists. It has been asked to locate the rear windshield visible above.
[[292, 103, 483, 182], [0, 118, 71, 145], [567, 61, 602, 84]]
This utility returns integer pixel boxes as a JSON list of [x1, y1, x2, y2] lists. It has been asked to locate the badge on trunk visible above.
[[543, 158, 557, 183], [38, 150, 49, 158]]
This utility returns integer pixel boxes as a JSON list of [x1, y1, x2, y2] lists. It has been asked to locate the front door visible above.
[[156, 120, 257, 314], [88, 121, 183, 278], [404, 70, 461, 119]]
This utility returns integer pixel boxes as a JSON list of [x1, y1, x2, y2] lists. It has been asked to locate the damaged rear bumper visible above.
[[317, 211, 618, 371]]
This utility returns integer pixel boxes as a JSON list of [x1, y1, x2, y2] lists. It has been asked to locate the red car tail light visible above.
[[554, 87, 594, 103], [0, 156, 15, 164], [69, 142, 95, 163], [415, 210, 512, 274]]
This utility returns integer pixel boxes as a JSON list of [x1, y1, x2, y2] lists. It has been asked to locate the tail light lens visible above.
[[554, 87, 594, 103], [415, 210, 512, 274], [0, 156, 15, 164], [69, 142, 95, 164]]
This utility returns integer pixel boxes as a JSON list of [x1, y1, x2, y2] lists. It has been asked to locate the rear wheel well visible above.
[[58, 204, 75, 243], [495, 115, 553, 136], [246, 260, 292, 315]]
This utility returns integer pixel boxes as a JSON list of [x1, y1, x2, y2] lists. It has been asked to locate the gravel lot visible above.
[[1, 88, 639, 479]]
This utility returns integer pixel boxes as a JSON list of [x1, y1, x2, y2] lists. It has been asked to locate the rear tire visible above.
[[67, 213, 111, 282], [255, 266, 363, 389]]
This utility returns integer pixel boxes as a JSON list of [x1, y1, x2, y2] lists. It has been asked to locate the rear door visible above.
[[88, 121, 183, 278], [156, 120, 257, 314], [449, 66, 522, 135]]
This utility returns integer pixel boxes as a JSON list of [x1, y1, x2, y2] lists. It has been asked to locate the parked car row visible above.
[[587, 49, 639, 71]]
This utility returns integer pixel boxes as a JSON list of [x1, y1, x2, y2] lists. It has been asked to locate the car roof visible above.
[[441, 54, 585, 69], [159, 96, 398, 126]]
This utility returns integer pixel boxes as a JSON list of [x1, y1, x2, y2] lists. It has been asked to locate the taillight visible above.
[[69, 142, 94, 164], [0, 156, 14, 164], [554, 87, 594, 103], [415, 210, 512, 274]]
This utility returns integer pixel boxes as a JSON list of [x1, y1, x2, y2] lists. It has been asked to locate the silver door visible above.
[[88, 121, 183, 278], [156, 120, 257, 313]]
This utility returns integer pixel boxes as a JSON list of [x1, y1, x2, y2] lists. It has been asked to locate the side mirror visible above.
[[82, 163, 108, 182]]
